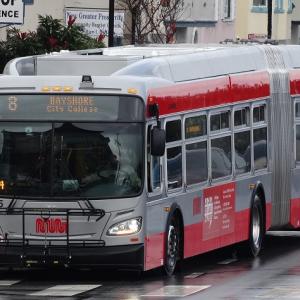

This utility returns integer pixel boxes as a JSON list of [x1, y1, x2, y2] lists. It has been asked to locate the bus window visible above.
[[211, 136, 232, 179], [0, 122, 143, 198], [166, 120, 181, 142], [186, 141, 208, 185], [210, 111, 230, 132], [253, 105, 266, 123], [147, 125, 161, 193], [234, 107, 251, 175], [167, 146, 182, 190], [234, 107, 250, 127], [296, 103, 300, 119], [234, 131, 251, 174], [253, 127, 268, 170], [185, 115, 207, 138], [296, 125, 300, 162]]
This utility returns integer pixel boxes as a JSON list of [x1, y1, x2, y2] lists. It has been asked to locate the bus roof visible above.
[[3, 44, 267, 81], [2, 44, 300, 99]]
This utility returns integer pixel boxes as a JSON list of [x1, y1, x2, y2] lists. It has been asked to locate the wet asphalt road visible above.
[[0, 231, 300, 299]]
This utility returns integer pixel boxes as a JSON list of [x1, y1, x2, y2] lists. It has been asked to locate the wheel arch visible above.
[[251, 182, 266, 232], [165, 203, 184, 259]]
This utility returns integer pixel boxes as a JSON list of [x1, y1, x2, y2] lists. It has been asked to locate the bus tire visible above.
[[163, 213, 182, 276], [248, 194, 264, 257]]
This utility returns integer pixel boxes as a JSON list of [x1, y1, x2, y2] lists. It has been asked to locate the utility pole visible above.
[[108, 0, 114, 47], [267, 0, 272, 39]]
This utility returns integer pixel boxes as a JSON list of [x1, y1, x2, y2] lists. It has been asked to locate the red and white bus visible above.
[[0, 44, 299, 275]]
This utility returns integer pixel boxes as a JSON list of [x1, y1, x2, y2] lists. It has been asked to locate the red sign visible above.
[[36, 218, 67, 234], [203, 183, 235, 240]]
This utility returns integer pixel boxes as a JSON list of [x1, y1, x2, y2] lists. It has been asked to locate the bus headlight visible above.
[[107, 217, 142, 236]]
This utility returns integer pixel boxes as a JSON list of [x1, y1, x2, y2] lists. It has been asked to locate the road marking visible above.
[[256, 287, 300, 298], [141, 285, 211, 297], [184, 272, 205, 279], [267, 231, 300, 237], [218, 258, 238, 265], [0, 280, 21, 286], [28, 284, 101, 297]]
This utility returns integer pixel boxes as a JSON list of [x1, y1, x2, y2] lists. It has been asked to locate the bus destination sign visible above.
[[46, 96, 98, 113], [1, 94, 120, 121]]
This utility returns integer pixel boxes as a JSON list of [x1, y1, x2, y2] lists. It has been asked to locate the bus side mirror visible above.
[[151, 127, 166, 157]]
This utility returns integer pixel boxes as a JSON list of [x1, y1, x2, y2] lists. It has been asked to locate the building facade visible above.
[[236, 0, 297, 44], [176, 0, 236, 44], [0, 0, 118, 44]]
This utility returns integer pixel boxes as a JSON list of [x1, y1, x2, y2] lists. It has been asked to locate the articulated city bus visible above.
[[0, 44, 299, 275]]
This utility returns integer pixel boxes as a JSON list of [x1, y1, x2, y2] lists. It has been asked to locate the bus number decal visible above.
[[203, 183, 235, 241], [8, 96, 18, 111]]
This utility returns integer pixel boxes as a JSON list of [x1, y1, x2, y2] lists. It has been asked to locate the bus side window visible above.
[[211, 136, 232, 179], [296, 125, 300, 162], [295, 102, 300, 163], [166, 119, 182, 190], [147, 125, 161, 193], [210, 111, 230, 132], [253, 104, 268, 170], [234, 107, 251, 175], [185, 114, 208, 185]]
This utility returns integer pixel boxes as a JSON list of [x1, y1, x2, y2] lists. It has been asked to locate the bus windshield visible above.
[[0, 122, 143, 199]]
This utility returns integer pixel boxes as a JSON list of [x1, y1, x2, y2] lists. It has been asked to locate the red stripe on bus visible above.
[[290, 198, 300, 228], [145, 202, 272, 271], [144, 232, 164, 271], [147, 71, 270, 117], [290, 70, 300, 96], [184, 209, 249, 258]]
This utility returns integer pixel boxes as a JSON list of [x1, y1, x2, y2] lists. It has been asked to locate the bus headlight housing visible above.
[[107, 217, 142, 236]]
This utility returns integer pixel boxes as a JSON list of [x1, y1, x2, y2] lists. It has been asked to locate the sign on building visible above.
[[0, 0, 24, 24], [65, 9, 124, 38]]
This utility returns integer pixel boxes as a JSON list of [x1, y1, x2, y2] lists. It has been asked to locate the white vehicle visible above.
[[0, 44, 299, 275]]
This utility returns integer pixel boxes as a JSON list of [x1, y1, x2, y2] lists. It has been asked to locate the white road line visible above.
[[141, 285, 211, 297], [267, 231, 300, 237], [218, 258, 238, 265], [28, 284, 102, 297], [0, 280, 21, 286], [184, 272, 205, 279]]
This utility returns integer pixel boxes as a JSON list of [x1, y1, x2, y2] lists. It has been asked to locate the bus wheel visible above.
[[248, 195, 264, 257], [164, 215, 181, 276]]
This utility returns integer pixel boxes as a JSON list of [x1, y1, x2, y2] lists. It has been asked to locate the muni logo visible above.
[[36, 218, 67, 234]]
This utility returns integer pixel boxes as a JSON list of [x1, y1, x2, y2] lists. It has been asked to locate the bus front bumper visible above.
[[0, 243, 144, 270]]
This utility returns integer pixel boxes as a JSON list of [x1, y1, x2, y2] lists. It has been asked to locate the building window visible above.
[[288, 0, 294, 13], [23, 0, 34, 4], [274, 0, 285, 13], [223, 0, 232, 19], [252, 0, 268, 13], [253, 0, 266, 5]]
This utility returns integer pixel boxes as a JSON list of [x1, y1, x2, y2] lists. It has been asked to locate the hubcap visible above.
[[252, 204, 261, 249], [167, 225, 178, 269]]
